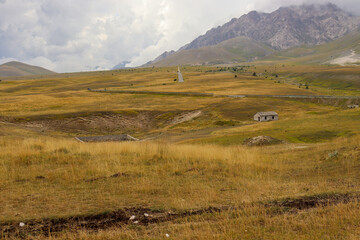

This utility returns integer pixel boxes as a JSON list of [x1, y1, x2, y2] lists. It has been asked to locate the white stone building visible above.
[[254, 112, 279, 122]]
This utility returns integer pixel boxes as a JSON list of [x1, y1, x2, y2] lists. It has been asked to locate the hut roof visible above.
[[75, 134, 138, 143], [255, 112, 278, 116]]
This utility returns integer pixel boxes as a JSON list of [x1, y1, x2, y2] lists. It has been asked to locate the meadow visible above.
[[0, 65, 360, 239]]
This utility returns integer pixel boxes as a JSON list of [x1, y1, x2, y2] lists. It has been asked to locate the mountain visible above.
[[112, 60, 131, 70], [0, 61, 56, 77], [265, 30, 360, 65], [182, 3, 360, 51], [144, 37, 274, 67], [144, 51, 175, 67], [146, 3, 360, 67]]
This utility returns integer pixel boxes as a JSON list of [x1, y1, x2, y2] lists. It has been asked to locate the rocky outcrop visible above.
[[180, 3, 360, 51], [243, 136, 284, 146]]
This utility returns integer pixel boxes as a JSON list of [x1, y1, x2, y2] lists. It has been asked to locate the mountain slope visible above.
[[264, 30, 360, 65], [144, 37, 274, 67], [0, 61, 56, 77], [142, 3, 360, 68], [112, 61, 131, 70], [181, 3, 360, 51]]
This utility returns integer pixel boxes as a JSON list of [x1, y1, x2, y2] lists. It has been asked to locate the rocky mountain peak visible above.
[[180, 3, 360, 51]]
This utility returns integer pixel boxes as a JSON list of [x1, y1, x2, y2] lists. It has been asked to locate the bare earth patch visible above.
[[329, 50, 360, 66], [171, 110, 202, 125], [1, 110, 202, 135], [1, 193, 359, 238]]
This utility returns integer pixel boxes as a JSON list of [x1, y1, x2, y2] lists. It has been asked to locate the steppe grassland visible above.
[[0, 66, 317, 117], [1, 132, 360, 239], [1, 132, 359, 219], [255, 64, 360, 95], [1, 65, 360, 239]]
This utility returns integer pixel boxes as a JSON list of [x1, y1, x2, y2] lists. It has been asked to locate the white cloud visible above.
[[0, 57, 17, 65], [0, 0, 358, 72]]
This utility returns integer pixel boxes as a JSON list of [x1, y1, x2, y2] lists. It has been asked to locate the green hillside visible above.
[[0, 61, 56, 77], [147, 31, 360, 68], [265, 31, 360, 65], [147, 37, 274, 67]]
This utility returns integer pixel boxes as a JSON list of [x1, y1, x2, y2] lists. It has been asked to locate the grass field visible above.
[[1, 65, 360, 239]]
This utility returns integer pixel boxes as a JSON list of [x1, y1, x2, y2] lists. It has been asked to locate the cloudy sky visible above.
[[0, 0, 359, 72]]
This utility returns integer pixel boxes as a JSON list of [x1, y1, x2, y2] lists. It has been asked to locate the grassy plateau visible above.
[[0, 65, 360, 239]]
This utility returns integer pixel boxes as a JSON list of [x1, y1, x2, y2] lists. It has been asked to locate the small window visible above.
[[272, 116, 274, 119], [265, 116, 267, 120]]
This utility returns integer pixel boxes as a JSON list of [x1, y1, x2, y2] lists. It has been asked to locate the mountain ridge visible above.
[[144, 37, 274, 67], [143, 3, 360, 67], [181, 3, 360, 51], [0, 61, 56, 77]]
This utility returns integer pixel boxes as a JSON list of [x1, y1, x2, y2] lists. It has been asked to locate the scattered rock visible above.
[[110, 172, 129, 178], [110, 173, 121, 178], [166, 233, 170, 238], [243, 136, 283, 146], [85, 173, 129, 182], [2, 197, 358, 238], [327, 151, 339, 160], [19, 223, 25, 227], [35, 176, 45, 180]]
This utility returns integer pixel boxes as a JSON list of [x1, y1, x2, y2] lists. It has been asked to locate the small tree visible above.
[[253, 72, 257, 77], [234, 75, 238, 78]]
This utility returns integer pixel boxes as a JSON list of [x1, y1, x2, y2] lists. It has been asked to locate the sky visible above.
[[0, 0, 359, 72]]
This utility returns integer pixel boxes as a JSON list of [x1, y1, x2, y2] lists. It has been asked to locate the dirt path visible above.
[[171, 110, 202, 125], [89, 88, 360, 100], [1, 192, 359, 238]]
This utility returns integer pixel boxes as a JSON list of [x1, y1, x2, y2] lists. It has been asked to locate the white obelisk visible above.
[[178, 67, 184, 83]]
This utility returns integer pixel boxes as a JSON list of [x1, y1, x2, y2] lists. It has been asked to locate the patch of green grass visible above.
[[214, 120, 238, 126], [194, 134, 248, 146], [155, 112, 175, 120], [114, 110, 139, 116], [306, 111, 328, 115], [295, 130, 339, 143]]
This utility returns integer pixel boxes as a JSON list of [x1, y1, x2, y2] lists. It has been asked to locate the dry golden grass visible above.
[[1, 132, 360, 239], [1, 66, 360, 239], [32, 203, 360, 240], [1, 133, 359, 220], [0, 67, 318, 117]]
